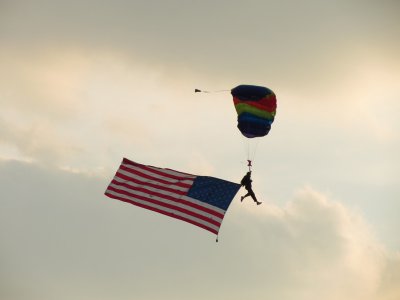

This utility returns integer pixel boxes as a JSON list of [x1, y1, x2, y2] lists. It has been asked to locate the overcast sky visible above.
[[1, 1, 399, 300]]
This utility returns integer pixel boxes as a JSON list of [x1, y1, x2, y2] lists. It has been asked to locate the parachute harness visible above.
[[247, 160, 252, 172]]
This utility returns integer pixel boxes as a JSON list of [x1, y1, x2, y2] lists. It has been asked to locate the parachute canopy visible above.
[[231, 85, 277, 138]]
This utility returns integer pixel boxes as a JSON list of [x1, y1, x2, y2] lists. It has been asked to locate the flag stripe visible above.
[[105, 189, 220, 234], [112, 176, 186, 197], [110, 177, 225, 219], [116, 170, 189, 194], [122, 159, 196, 181], [119, 165, 193, 189], [106, 185, 223, 227]]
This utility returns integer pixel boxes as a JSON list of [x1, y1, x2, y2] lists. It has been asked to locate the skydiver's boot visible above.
[[256, 201, 262, 205]]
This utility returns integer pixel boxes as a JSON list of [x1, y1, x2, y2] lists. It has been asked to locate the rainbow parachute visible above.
[[231, 85, 277, 138]]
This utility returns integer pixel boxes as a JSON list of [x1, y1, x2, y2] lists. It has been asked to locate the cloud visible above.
[[1, 0, 399, 94], [1, 0, 399, 173], [0, 115, 81, 165], [0, 159, 398, 300], [226, 187, 387, 300], [0, 48, 191, 168], [0, 47, 244, 173], [377, 252, 400, 300]]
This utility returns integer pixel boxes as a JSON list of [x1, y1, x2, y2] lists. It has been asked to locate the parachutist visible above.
[[240, 171, 261, 205]]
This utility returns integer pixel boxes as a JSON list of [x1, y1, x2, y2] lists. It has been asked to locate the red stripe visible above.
[[106, 193, 218, 234], [233, 96, 277, 112], [110, 178, 224, 219], [106, 186, 222, 227], [115, 172, 188, 195], [110, 179, 186, 199], [119, 165, 193, 189], [122, 158, 195, 181]]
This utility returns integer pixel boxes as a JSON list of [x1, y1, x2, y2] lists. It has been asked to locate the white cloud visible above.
[[228, 186, 387, 300], [377, 252, 400, 300], [0, 48, 188, 169]]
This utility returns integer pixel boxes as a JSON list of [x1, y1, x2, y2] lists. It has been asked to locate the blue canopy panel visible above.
[[231, 85, 273, 101], [237, 113, 271, 138]]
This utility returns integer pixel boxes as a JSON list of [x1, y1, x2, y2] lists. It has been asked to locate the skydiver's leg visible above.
[[241, 192, 251, 202], [249, 190, 262, 205], [249, 190, 257, 202]]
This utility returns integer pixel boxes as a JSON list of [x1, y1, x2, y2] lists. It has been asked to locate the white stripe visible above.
[[148, 166, 196, 179], [122, 163, 196, 182], [107, 183, 224, 224], [181, 195, 226, 216], [106, 189, 221, 232], [113, 176, 188, 197], [110, 181, 185, 205], [116, 170, 192, 193]]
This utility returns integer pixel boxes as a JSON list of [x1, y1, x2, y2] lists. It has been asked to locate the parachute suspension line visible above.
[[247, 141, 252, 171], [241, 137, 250, 169], [195, 89, 230, 93], [246, 140, 252, 172], [250, 138, 261, 166], [243, 138, 261, 171]]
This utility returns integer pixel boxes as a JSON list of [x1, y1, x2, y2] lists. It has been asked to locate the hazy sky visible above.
[[1, 1, 399, 300]]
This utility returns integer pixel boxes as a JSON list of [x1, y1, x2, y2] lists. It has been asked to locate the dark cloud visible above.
[[1, 0, 399, 92]]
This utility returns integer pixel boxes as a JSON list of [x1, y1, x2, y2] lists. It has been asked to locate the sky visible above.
[[0, 0, 399, 299]]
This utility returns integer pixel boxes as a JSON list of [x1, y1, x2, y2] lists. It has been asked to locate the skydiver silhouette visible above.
[[240, 171, 261, 205]]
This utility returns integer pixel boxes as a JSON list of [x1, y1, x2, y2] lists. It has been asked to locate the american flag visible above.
[[105, 158, 241, 235]]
